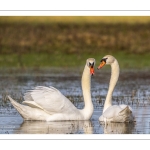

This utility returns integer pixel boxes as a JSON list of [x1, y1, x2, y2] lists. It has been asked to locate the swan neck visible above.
[[81, 65, 93, 119], [103, 59, 119, 113]]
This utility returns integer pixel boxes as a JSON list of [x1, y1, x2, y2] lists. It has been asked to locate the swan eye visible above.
[[88, 62, 95, 68], [89, 62, 94, 67], [100, 58, 108, 63]]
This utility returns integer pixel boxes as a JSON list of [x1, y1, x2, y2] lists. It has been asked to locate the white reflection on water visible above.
[[102, 122, 135, 134], [14, 120, 93, 134]]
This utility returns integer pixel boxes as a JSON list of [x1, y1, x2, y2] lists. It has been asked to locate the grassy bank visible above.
[[0, 16, 150, 69], [0, 52, 149, 69]]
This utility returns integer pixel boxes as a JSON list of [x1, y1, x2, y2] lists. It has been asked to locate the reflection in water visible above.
[[14, 120, 93, 134], [101, 122, 135, 134]]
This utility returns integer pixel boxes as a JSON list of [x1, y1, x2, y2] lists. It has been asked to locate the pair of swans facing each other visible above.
[[8, 55, 135, 123]]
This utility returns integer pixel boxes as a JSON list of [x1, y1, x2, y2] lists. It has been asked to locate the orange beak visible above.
[[97, 61, 106, 69], [90, 67, 94, 75]]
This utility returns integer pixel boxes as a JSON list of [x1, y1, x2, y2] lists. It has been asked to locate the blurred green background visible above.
[[0, 16, 150, 70]]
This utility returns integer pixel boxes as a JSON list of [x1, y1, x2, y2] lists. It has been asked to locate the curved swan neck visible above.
[[103, 59, 120, 113], [81, 65, 93, 119]]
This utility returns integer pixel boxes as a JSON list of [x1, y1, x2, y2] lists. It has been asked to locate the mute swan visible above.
[[97, 55, 135, 123], [8, 58, 95, 121]]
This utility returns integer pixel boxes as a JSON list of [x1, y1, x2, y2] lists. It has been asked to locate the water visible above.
[[0, 69, 150, 134]]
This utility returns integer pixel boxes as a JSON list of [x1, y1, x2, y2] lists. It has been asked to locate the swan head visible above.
[[97, 55, 115, 69], [86, 58, 96, 76]]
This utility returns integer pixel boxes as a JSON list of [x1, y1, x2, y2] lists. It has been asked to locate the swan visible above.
[[8, 58, 95, 121], [97, 55, 135, 123]]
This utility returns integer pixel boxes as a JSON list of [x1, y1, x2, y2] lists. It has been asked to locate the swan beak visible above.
[[90, 67, 94, 76], [97, 61, 106, 69]]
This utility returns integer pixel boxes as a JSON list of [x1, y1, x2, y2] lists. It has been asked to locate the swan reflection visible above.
[[14, 120, 93, 134], [101, 122, 135, 134]]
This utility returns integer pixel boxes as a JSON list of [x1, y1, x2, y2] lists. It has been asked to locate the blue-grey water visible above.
[[0, 68, 150, 134]]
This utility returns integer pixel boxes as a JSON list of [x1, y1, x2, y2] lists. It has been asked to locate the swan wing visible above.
[[22, 101, 44, 110], [102, 105, 133, 122], [23, 86, 77, 114]]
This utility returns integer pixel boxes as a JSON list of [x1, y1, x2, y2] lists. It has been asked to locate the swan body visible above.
[[97, 55, 134, 123], [8, 58, 95, 121], [99, 105, 133, 123]]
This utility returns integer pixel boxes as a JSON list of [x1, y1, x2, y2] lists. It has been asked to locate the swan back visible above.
[[100, 105, 134, 122]]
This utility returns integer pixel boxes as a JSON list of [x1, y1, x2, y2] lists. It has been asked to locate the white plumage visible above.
[[97, 55, 135, 123], [23, 86, 77, 115], [8, 58, 95, 121]]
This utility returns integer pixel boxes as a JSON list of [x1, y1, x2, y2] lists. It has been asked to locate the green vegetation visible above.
[[0, 52, 149, 69], [0, 16, 150, 70]]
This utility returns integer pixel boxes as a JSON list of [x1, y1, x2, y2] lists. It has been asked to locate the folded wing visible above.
[[23, 86, 77, 114]]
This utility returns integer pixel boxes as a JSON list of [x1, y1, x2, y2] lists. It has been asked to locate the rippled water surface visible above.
[[0, 69, 150, 134]]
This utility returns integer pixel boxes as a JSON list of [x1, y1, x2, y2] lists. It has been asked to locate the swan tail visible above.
[[117, 106, 134, 122], [7, 95, 30, 120], [110, 106, 134, 123]]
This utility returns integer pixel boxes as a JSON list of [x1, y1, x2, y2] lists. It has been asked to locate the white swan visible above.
[[8, 58, 95, 121], [97, 55, 135, 123]]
